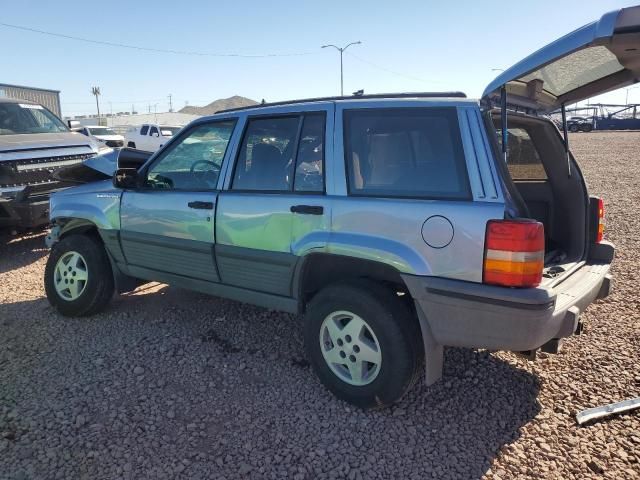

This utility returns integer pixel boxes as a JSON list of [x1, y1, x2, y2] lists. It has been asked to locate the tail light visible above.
[[589, 197, 605, 244], [483, 220, 545, 288], [596, 198, 604, 243]]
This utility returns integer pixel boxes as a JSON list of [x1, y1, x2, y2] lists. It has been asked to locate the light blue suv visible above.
[[44, 6, 637, 407]]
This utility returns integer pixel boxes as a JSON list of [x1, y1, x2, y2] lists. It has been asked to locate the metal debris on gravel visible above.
[[576, 397, 640, 426], [1, 132, 639, 479]]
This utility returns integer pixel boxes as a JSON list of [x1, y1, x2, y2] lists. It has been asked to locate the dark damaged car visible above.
[[0, 98, 103, 230]]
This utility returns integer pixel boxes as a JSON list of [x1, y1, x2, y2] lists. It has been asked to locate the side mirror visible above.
[[68, 120, 82, 131], [153, 132, 159, 138], [113, 168, 140, 189]]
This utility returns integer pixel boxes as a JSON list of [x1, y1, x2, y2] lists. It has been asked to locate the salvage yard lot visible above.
[[1, 132, 639, 479]]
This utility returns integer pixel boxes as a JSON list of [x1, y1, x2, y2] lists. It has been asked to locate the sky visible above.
[[2, 0, 639, 117]]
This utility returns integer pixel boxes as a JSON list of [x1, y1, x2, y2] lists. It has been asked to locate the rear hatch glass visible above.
[[482, 6, 640, 113]]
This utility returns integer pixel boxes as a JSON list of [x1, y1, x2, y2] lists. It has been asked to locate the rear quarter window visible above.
[[343, 107, 470, 199], [497, 127, 548, 180]]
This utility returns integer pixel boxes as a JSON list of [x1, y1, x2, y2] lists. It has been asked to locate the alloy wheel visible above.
[[53, 251, 89, 301], [319, 310, 382, 386]]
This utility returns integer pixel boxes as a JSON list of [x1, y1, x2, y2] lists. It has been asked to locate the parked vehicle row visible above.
[[0, 98, 185, 231]]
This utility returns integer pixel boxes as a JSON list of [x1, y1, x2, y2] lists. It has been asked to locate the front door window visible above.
[[146, 120, 236, 190]]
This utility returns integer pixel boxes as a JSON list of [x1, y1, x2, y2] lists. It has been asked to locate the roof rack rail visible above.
[[216, 92, 467, 113]]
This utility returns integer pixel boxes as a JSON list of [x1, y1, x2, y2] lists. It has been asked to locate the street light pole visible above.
[[322, 41, 362, 96]]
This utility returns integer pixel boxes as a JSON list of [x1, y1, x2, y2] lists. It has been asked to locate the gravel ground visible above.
[[1, 131, 639, 479]]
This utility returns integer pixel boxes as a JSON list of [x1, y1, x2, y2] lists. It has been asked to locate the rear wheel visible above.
[[304, 280, 423, 409], [44, 234, 114, 317], [568, 123, 580, 133], [580, 123, 593, 132]]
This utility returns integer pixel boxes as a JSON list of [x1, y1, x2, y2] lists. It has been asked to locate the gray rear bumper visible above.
[[402, 258, 612, 352]]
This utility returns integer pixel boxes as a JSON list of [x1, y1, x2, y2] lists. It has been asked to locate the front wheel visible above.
[[44, 234, 114, 317], [304, 280, 424, 409]]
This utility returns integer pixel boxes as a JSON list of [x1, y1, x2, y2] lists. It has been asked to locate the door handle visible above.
[[290, 205, 324, 215], [188, 201, 214, 210]]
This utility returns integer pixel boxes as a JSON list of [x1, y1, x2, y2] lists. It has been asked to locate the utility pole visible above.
[[168, 94, 173, 112], [91, 86, 101, 122], [321, 41, 362, 96]]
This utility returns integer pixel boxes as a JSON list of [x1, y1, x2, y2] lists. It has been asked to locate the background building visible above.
[[0, 83, 62, 117]]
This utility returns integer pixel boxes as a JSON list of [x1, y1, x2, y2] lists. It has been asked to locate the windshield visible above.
[[88, 127, 117, 136], [160, 126, 181, 137], [0, 102, 67, 135]]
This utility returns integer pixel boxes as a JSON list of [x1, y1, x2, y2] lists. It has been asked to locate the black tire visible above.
[[127, 141, 136, 148], [304, 280, 424, 409], [581, 123, 593, 132], [44, 234, 114, 317], [568, 123, 580, 133]]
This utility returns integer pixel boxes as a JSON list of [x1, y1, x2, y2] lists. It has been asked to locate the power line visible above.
[[345, 51, 447, 85], [0, 22, 316, 58]]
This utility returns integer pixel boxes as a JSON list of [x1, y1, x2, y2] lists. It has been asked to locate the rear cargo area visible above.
[[491, 112, 590, 282]]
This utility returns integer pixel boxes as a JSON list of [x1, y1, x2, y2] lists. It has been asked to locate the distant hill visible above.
[[179, 95, 258, 115]]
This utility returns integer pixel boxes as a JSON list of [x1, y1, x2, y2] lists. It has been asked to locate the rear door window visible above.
[[232, 116, 300, 191], [343, 108, 470, 199]]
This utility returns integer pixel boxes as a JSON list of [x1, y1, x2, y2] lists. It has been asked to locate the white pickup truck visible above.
[[124, 124, 183, 152], [78, 125, 125, 148]]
